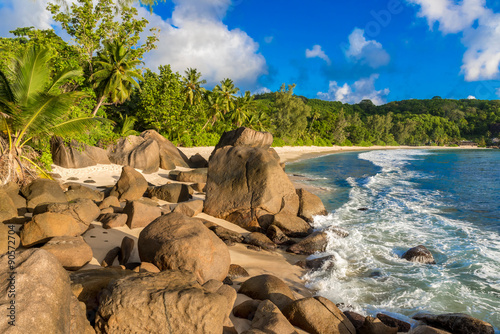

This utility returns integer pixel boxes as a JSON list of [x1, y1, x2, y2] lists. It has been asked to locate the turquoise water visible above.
[[287, 149, 500, 330]]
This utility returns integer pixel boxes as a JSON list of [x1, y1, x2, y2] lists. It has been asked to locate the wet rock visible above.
[[402, 245, 436, 264], [412, 313, 494, 334], [296, 188, 328, 223], [295, 255, 335, 271], [239, 274, 295, 311], [377, 313, 411, 332], [358, 316, 398, 334], [409, 325, 452, 334], [344, 311, 366, 331], [287, 231, 328, 255]]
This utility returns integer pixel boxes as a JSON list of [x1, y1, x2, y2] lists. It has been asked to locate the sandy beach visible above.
[[47, 144, 487, 333]]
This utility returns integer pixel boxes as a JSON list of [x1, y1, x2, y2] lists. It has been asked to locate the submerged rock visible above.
[[402, 245, 436, 264]]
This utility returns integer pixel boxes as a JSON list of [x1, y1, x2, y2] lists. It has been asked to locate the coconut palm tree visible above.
[[91, 39, 143, 116], [213, 78, 239, 115], [181, 68, 207, 106], [230, 91, 256, 127], [0, 45, 100, 184], [201, 91, 224, 132]]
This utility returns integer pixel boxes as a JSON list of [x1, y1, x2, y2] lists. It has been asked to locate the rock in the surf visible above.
[[412, 313, 494, 334], [287, 231, 328, 255], [296, 188, 328, 223], [271, 212, 312, 237], [377, 313, 411, 332], [402, 245, 436, 264], [358, 316, 398, 334]]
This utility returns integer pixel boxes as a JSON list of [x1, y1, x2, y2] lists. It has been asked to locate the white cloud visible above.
[[407, 0, 487, 33], [409, 0, 500, 81], [305, 45, 331, 65], [0, 0, 267, 87], [141, 0, 267, 86], [253, 87, 271, 94], [496, 88, 500, 97], [0, 0, 54, 36], [345, 28, 390, 68], [467, 95, 476, 99], [317, 74, 390, 105], [264, 36, 274, 44]]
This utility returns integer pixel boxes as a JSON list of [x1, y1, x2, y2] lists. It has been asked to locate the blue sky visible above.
[[1, 0, 500, 104]]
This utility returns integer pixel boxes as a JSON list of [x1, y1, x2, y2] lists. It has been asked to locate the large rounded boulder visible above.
[[238, 274, 296, 311], [94, 270, 234, 334], [109, 166, 148, 202], [138, 212, 230, 283], [204, 128, 299, 231]]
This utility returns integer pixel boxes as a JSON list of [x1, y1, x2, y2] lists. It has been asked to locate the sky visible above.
[[1, 0, 500, 105]]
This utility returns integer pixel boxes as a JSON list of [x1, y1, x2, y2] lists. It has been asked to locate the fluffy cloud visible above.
[[345, 28, 390, 69], [317, 74, 390, 105], [408, 0, 500, 81], [142, 0, 267, 86], [305, 45, 331, 65], [0, 0, 267, 87], [467, 95, 476, 99], [0, 0, 54, 36], [497, 88, 500, 98]]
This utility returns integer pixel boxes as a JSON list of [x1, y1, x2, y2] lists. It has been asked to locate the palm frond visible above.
[[47, 68, 83, 94], [50, 117, 113, 137]]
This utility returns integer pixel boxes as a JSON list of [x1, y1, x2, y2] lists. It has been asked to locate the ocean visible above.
[[286, 149, 500, 331]]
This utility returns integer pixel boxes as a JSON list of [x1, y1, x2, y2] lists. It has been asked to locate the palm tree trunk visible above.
[[92, 96, 105, 117]]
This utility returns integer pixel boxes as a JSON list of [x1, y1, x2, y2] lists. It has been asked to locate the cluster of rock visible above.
[[51, 129, 207, 173], [0, 127, 495, 333]]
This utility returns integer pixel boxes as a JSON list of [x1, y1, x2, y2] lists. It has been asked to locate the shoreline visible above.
[[179, 145, 488, 165]]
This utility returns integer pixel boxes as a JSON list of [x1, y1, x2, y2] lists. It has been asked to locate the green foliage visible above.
[[48, 0, 157, 73], [273, 84, 311, 140], [0, 45, 104, 183], [91, 39, 143, 115]]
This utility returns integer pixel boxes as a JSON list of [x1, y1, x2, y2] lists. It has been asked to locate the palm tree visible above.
[[213, 78, 239, 115], [247, 110, 270, 132], [201, 91, 224, 132], [230, 91, 256, 127], [0, 45, 100, 184], [91, 39, 143, 116], [181, 68, 206, 106]]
